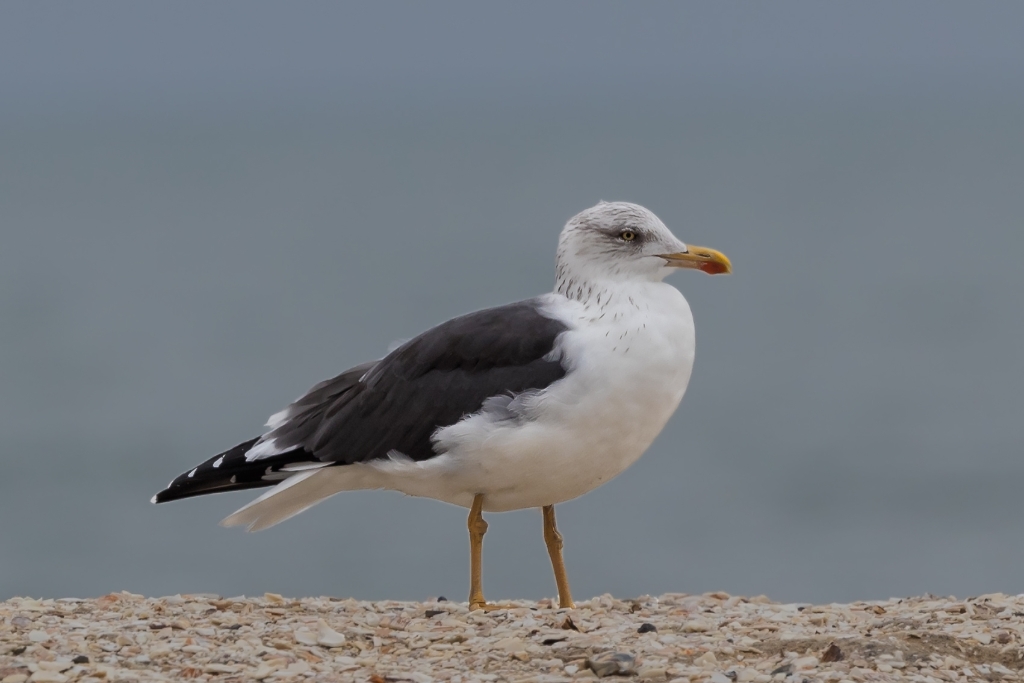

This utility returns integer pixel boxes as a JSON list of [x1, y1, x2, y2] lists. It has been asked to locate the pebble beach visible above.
[[2, 592, 1023, 683]]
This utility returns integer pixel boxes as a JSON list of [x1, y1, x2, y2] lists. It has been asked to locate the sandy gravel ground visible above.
[[2, 591, 1023, 682]]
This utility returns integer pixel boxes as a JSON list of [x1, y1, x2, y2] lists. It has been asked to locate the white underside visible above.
[[223, 280, 696, 531]]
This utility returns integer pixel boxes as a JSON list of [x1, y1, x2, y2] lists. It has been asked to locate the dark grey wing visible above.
[[153, 299, 568, 504], [268, 298, 569, 463]]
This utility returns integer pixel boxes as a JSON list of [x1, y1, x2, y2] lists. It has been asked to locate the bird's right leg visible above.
[[467, 494, 513, 611]]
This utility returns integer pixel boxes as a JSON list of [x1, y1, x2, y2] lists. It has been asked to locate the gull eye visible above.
[[620, 230, 637, 242]]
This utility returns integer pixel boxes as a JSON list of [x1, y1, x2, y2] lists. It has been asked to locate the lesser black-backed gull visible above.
[[153, 201, 731, 610]]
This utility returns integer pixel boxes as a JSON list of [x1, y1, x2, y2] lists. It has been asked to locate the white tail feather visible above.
[[220, 467, 375, 532]]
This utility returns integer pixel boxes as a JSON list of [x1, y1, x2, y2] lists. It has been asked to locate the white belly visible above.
[[376, 284, 697, 512]]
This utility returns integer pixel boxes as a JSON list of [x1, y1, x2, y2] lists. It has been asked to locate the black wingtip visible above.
[[152, 437, 263, 505], [151, 437, 328, 505], [152, 488, 178, 504], [151, 477, 269, 504]]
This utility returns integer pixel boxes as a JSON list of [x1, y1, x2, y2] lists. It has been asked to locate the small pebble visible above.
[[586, 652, 637, 677], [820, 642, 843, 662], [26, 673, 67, 683], [637, 665, 667, 679], [696, 651, 718, 667], [203, 664, 239, 674], [637, 622, 657, 633], [294, 627, 318, 645], [34, 663, 71, 673], [793, 656, 818, 670], [683, 619, 711, 632]]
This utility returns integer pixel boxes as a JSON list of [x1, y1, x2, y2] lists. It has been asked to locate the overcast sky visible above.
[[3, 2, 1024, 117]]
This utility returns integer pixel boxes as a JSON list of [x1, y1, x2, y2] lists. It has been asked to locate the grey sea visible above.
[[2, 3, 1023, 605]]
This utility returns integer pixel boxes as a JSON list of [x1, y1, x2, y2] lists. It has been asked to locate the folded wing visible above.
[[152, 299, 568, 505]]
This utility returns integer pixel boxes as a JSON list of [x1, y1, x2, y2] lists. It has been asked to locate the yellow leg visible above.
[[542, 505, 575, 609], [467, 494, 517, 611], [467, 494, 489, 610]]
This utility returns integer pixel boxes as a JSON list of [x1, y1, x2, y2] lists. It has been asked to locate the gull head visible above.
[[556, 201, 731, 285]]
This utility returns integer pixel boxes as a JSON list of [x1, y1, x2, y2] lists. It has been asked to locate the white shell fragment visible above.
[[316, 618, 346, 647]]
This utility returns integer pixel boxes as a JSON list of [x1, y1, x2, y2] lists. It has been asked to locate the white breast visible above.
[[388, 282, 697, 512]]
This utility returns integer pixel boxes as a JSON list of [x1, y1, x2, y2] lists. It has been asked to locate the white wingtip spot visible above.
[[246, 438, 287, 461], [212, 455, 225, 468], [265, 407, 292, 430], [150, 494, 158, 504], [187, 468, 198, 478]]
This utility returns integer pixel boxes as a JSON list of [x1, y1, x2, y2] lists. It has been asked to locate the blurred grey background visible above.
[[2, 2, 1023, 605]]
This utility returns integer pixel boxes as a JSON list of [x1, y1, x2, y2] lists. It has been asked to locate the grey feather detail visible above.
[[279, 461, 332, 473], [479, 389, 546, 424], [385, 450, 414, 464], [386, 338, 411, 353], [247, 361, 379, 462]]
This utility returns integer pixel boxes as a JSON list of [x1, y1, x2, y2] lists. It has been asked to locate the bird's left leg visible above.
[[467, 494, 514, 611], [467, 494, 489, 610], [542, 504, 575, 609]]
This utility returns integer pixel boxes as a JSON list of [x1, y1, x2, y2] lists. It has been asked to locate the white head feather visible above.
[[555, 201, 690, 289]]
